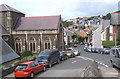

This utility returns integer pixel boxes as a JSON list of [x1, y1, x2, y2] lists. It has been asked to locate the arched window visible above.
[[29, 37, 36, 52], [15, 37, 21, 52], [44, 37, 51, 50]]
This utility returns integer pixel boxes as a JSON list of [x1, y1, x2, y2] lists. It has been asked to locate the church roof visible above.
[[0, 4, 24, 14], [0, 24, 9, 35], [14, 15, 61, 30]]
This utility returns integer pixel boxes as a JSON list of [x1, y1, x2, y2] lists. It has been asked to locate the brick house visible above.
[[110, 12, 120, 41]]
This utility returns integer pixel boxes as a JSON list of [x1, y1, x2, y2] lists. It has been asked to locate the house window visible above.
[[45, 42, 50, 49], [30, 42, 35, 51], [44, 37, 51, 50], [29, 37, 36, 52], [15, 38, 21, 52]]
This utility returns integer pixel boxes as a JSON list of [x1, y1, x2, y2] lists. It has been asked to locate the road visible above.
[[4, 45, 120, 78]]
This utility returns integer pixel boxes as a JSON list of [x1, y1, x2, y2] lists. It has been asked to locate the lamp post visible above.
[[25, 33, 28, 51], [114, 33, 117, 47], [40, 32, 42, 51]]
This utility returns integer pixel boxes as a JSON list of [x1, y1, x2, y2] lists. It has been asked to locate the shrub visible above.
[[102, 41, 115, 48], [22, 51, 32, 57]]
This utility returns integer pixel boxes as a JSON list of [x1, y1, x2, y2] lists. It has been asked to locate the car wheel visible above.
[[48, 63, 52, 68], [110, 60, 115, 68], [30, 72, 34, 78], [66, 56, 68, 59], [62, 57, 64, 61], [57, 59, 60, 64], [43, 66, 46, 71], [15, 77, 18, 79]]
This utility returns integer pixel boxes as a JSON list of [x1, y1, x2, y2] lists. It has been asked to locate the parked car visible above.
[[110, 47, 120, 68], [80, 42, 84, 45], [95, 48, 101, 53], [14, 61, 46, 78], [35, 49, 60, 68], [86, 48, 92, 52], [84, 42, 89, 46], [73, 49, 80, 56], [60, 51, 68, 61], [73, 44, 77, 47], [67, 47, 73, 50], [66, 50, 75, 58], [84, 47, 88, 51], [102, 48, 111, 54], [91, 48, 96, 53]]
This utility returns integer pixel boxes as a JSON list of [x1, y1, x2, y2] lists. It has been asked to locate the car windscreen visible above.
[[16, 64, 28, 69], [66, 51, 72, 53], [73, 50, 78, 52], [60, 51, 64, 54], [38, 51, 50, 57]]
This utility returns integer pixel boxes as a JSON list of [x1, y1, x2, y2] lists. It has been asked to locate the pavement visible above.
[[3, 45, 120, 78]]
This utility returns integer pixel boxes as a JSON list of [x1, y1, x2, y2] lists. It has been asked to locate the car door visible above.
[[34, 62, 43, 73], [115, 49, 120, 68], [30, 62, 37, 74], [112, 49, 119, 67]]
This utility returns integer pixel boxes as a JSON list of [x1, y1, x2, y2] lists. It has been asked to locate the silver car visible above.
[[110, 47, 120, 68]]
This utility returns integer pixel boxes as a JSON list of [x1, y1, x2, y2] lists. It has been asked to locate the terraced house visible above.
[[0, 4, 65, 54]]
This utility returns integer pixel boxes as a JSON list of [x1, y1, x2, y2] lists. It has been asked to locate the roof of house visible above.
[[0, 24, 9, 35], [110, 12, 120, 25], [0, 37, 20, 64], [64, 30, 75, 36], [102, 20, 110, 30], [0, 4, 24, 14], [79, 30, 87, 37], [14, 15, 61, 30]]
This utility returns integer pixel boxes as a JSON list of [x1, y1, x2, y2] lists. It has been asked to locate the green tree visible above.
[[63, 21, 73, 27], [22, 51, 32, 57], [102, 13, 111, 20], [72, 34, 77, 39], [78, 36, 84, 43], [71, 34, 77, 43], [117, 35, 120, 45], [102, 41, 115, 48]]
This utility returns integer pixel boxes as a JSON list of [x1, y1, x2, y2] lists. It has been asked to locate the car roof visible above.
[[21, 61, 36, 64]]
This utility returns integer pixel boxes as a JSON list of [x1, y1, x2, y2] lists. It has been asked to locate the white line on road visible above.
[[78, 56, 109, 68], [72, 60, 77, 63]]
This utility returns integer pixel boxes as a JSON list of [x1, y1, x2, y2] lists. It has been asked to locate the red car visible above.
[[14, 61, 46, 78]]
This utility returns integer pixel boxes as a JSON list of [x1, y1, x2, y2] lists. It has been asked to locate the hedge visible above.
[[102, 41, 115, 48]]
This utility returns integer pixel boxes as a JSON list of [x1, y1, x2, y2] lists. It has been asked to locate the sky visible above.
[[0, 0, 120, 20]]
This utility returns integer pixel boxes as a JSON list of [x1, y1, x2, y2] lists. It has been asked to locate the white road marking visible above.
[[95, 61, 109, 68], [79, 56, 109, 68], [72, 60, 77, 63]]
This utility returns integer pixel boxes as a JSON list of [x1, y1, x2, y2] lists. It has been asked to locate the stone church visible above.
[[0, 4, 65, 54]]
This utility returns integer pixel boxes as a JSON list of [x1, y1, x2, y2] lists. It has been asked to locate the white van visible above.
[[110, 47, 120, 68]]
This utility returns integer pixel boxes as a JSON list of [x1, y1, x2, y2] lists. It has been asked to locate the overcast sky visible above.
[[1, 0, 120, 20]]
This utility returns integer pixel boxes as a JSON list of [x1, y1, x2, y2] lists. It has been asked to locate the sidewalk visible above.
[[99, 66, 120, 77]]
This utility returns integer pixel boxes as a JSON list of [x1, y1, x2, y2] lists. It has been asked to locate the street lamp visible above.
[[25, 32, 28, 51], [40, 32, 42, 51]]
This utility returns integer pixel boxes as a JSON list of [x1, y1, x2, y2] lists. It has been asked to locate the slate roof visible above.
[[0, 37, 20, 64], [0, 4, 24, 14], [14, 15, 60, 30], [102, 20, 110, 30], [0, 24, 9, 35], [110, 12, 120, 25]]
